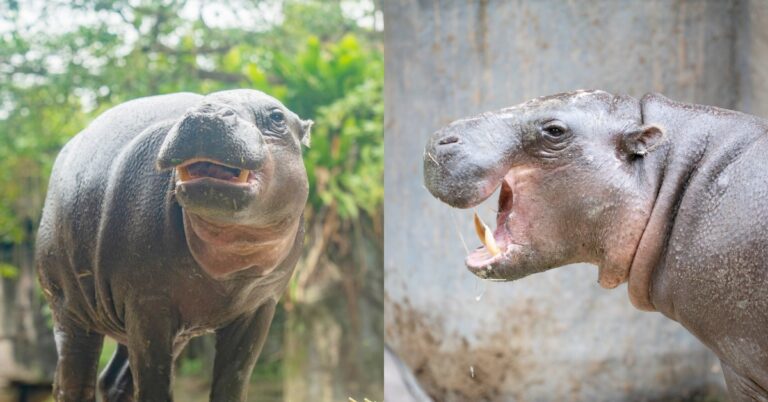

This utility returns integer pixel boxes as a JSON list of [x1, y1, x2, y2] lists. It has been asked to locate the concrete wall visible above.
[[384, 1, 768, 400], [738, 0, 768, 116]]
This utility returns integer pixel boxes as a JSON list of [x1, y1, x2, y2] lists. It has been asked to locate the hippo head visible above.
[[157, 89, 312, 278], [423, 90, 665, 288]]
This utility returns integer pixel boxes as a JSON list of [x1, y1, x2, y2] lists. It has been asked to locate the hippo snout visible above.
[[183, 105, 239, 131], [423, 127, 476, 208], [156, 104, 267, 172], [424, 115, 516, 209]]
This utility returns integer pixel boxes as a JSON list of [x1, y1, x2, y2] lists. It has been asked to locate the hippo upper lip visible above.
[[176, 157, 246, 171], [434, 161, 513, 209]]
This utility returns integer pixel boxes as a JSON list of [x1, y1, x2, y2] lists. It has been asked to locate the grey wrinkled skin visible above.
[[36, 89, 312, 402], [423, 90, 768, 401]]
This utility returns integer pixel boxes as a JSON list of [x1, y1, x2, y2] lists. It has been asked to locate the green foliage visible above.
[[0, 262, 19, 279], [283, 34, 383, 218], [98, 337, 118, 372], [250, 357, 283, 382], [177, 356, 205, 377]]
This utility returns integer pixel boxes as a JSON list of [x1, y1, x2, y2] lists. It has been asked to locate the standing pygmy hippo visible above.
[[36, 89, 312, 402], [423, 90, 768, 401]]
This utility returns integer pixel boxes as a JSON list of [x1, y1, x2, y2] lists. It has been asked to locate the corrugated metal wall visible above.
[[384, 1, 768, 400]]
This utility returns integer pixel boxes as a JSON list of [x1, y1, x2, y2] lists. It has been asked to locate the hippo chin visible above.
[[424, 90, 768, 400], [36, 89, 312, 402]]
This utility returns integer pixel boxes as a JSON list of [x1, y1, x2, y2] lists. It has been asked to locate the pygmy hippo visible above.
[[36, 89, 312, 402], [423, 90, 768, 401]]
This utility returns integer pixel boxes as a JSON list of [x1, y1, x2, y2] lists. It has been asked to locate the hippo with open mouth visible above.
[[36, 89, 311, 402], [423, 90, 768, 401]]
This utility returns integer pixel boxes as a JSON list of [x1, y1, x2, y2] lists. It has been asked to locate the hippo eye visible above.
[[546, 126, 563, 135], [542, 122, 568, 137], [269, 110, 286, 124]]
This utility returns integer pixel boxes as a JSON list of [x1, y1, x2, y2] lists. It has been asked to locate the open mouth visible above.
[[177, 160, 252, 185], [465, 172, 519, 272]]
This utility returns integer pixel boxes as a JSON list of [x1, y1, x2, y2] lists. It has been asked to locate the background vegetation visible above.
[[0, 0, 383, 401]]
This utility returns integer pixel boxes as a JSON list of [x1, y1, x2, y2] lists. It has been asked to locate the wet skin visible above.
[[423, 90, 768, 401], [36, 89, 312, 402]]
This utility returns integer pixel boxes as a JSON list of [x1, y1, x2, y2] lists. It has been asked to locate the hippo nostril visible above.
[[199, 103, 216, 113], [438, 136, 460, 146], [220, 109, 235, 117]]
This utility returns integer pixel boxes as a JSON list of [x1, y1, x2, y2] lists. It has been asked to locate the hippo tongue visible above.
[[181, 161, 250, 183], [189, 162, 239, 180]]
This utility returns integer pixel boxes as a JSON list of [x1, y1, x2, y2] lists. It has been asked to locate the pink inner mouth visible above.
[[177, 160, 252, 184], [188, 162, 241, 180], [466, 173, 517, 269]]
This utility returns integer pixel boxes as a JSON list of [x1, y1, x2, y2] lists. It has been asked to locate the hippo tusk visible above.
[[178, 166, 192, 182], [473, 212, 500, 256], [236, 169, 250, 183]]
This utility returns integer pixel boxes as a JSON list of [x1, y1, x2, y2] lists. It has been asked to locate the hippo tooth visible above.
[[473, 212, 484, 245], [236, 169, 250, 183], [473, 212, 500, 256], [178, 166, 192, 182]]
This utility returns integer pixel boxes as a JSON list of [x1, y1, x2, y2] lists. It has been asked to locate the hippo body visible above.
[[36, 90, 311, 402], [423, 91, 768, 400], [643, 96, 768, 399]]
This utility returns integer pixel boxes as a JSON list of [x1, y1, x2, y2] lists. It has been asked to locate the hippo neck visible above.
[[182, 212, 301, 279], [627, 94, 766, 312]]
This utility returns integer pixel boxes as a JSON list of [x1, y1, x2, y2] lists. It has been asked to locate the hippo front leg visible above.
[[52, 321, 104, 402], [125, 299, 176, 402], [210, 300, 277, 402]]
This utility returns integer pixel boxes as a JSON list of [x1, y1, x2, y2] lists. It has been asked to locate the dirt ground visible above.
[[0, 376, 283, 402]]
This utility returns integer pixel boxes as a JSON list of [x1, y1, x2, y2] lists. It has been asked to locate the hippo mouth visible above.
[[176, 159, 255, 186], [464, 171, 528, 279], [172, 158, 266, 218]]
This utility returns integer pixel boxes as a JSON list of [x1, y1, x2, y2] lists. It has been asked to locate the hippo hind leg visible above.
[[52, 322, 104, 402], [722, 361, 768, 402], [98, 343, 134, 402]]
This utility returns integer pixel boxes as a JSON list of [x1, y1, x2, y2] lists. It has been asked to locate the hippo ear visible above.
[[300, 119, 313, 148], [620, 124, 664, 156]]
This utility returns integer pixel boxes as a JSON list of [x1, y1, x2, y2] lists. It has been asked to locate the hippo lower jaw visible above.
[[466, 243, 526, 280], [170, 155, 276, 223]]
